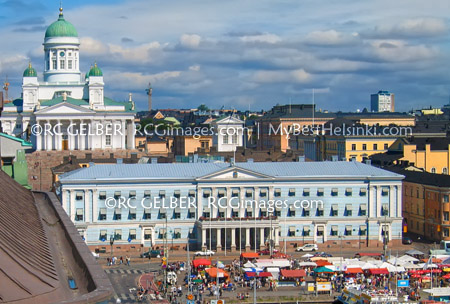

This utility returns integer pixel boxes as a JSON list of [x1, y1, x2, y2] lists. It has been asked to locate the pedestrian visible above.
[[126, 256, 130, 266]]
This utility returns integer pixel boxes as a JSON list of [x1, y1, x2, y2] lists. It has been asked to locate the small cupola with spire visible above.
[[22, 62, 39, 112], [88, 62, 105, 109]]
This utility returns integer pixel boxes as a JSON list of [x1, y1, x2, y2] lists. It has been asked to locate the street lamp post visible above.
[[110, 235, 114, 264]]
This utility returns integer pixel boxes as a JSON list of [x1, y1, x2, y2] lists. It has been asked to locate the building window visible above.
[[274, 189, 281, 197], [114, 209, 121, 220], [219, 211, 225, 218], [359, 206, 367, 216], [260, 210, 267, 217], [331, 208, 338, 217], [288, 188, 295, 196], [246, 211, 252, 218], [114, 230, 122, 241], [75, 192, 83, 200], [99, 208, 107, 221], [232, 210, 239, 217], [382, 188, 389, 196], [231, 134, 238, 144], [159, 212, 166, 219], [129, 230, 136, 240], [75, 209, 83, 221], [303, 229, 310, 236], [382, 205, 389, 216], [431, 167, 436, 173], [174, 230, 181, 239], [288, 209, 295, 217], [303, 188, 310, 197], [99, 230, 107, 241], [345, 227, 352, 236], [360, 188, 367, 196], [384, 143, 388, 149], [359, 227, 366, 236], [68, 60, 73, 69], [144, 210, 151, 219], [203, 212, 210, 218], [445, 229, 450, 237], [60, 59, 65, 69], [317, 209, 324, 216], [345, 207, 352, 216], [444, 168, 448, 175], [330, 227, 338, 236], [105, 135, 111, 146], [317, 229, 324, 236], [444, 195, 449, 203], [129, 210, 136, 220], [317, 188, 324, 196], [352, 144, 356, 151], [223, 135, 228, 144], [362, 144, 367, 151], [345, 188, 352, 196], [52, 59, 57, 69], [331, 188, 338, 196], [303, 209, 310, 217], [188, 210, 196, 218], [373, 144, 378, 150], [444, 212, 449, 221], [173, 211, 181, 219]]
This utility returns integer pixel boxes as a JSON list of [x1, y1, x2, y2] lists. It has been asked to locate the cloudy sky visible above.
[[1, 0, 450, 112]]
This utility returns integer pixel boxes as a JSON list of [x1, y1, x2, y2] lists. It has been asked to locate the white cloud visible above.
[[180, 34, 202, 49], [189, 65, 201, 71], [363, 18, 448, 38], [240, 33, 281, 44], [369, 40, 438, 62], [305, 30, 358, 45], [252, 69, 311, 84], [107, 71, 181, 90]]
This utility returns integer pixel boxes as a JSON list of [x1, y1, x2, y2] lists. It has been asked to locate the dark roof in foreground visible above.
[[386, 167, 450, 187], [0, 171, 113, 303]]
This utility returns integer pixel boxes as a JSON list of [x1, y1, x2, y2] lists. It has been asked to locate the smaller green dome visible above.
[[85, 72, 89, 79], [88, 63, 103, 77], [23, 63, 37, 77]]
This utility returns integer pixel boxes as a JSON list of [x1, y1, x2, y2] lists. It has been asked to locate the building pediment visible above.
[[35, 102, 94, 114], [213, 115, 244, 125], [197, 166, 273, 180]]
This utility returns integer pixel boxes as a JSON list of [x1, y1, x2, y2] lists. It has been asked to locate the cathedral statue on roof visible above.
[[0, 5, 136, 151]]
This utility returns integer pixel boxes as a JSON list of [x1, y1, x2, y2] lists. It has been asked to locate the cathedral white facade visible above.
[[0, 7, 136, 151]]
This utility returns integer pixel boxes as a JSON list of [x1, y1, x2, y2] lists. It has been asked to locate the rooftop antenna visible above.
[[312, 88, 315, 131]]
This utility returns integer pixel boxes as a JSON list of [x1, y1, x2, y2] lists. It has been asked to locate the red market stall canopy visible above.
[[281, 269, 307, 278], [192, 259, 211, 268], [369, 268, 389, 275], [421, 258, 442, 263], [241, 252, 259, 259], [246, 271, 273, 278], [205, 267, 229, 278], [345, 267, 363, 274]]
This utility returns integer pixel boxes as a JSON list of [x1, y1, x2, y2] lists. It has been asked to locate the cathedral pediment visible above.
[[35, 101, 94, 114]]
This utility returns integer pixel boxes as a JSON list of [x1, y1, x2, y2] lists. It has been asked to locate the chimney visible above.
[[365, 159, 372, 165]]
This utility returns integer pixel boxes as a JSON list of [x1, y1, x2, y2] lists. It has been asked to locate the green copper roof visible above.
[[23, 63, 37, 77], [45, 10, 78, 38], [88, 63, 103, 77], [0, 133, 33, 147], [40, 96, 89, 107]]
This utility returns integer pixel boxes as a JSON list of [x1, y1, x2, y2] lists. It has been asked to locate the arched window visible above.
[[431, 167, 436, 174], [443, 167, 448, 175]]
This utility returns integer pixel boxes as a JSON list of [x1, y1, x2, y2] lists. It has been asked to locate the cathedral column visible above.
[[36, 120, 42, 150], [216, 228, 222, 250], [70, 190, 76, 221], [56, 119, 62, 151], [68, 119, 74, 150], [202, 228, 207, 250], [231, 228, 236, 250], [121, 119, 126, 149], [260, 227, 265, 247], [92, 189, 97, 222], [245, 228, 250, 250]]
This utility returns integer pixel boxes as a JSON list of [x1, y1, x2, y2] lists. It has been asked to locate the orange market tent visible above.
[[205, 267, 229, 278], [241, 252, 259, 259], [345, 267, 363, 274], [315, 260, 332, 267], [192, 259, 211, 268]]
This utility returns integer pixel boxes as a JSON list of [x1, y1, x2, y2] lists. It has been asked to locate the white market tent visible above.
[[299, 261, 317, 267]]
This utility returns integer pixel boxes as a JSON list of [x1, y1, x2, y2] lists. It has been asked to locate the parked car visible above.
[[140, 249, 164, 258], [195, 249, 215, 256], [257, 249, 279, 255], [295, 243, 318, 252], [313, 251, 332, 257], [402, 236, 413, 245]]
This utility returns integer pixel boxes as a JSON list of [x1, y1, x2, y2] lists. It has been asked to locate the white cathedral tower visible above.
[[0, 5, 136, 151]]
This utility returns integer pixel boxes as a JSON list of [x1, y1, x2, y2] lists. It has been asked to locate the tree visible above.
[[197, 104, 210, 112]]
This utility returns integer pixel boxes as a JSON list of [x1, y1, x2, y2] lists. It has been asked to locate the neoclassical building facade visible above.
[[0, 6, 135, 151], [58, 160, 404, 252]]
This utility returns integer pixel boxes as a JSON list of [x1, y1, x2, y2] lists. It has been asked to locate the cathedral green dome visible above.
[[23, 63, 37, 77], [88, 63, 103, 77], [45, 8, 78, 38]]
